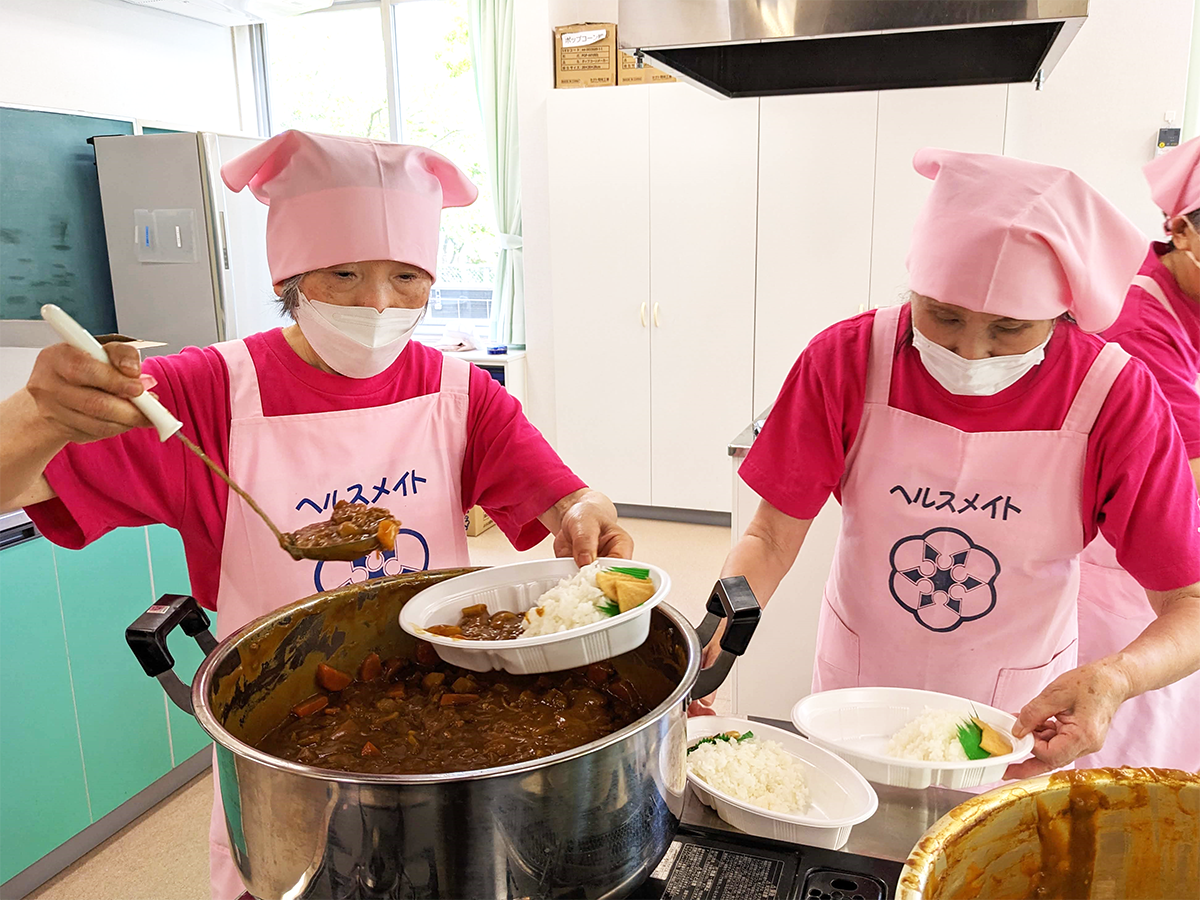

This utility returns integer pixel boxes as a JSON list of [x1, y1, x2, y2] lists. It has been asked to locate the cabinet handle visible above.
[[653, 303, 661, 327], [640, 302, 647, 327]]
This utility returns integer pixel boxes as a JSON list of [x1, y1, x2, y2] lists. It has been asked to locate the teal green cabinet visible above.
[[0, 524, 208, 883], [55, 528, 173, 820], [0, 538, 91, 883], [148, 524, 215, 763]]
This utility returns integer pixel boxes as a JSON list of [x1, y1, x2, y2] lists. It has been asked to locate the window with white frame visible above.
[[262, 0, 497, 344]]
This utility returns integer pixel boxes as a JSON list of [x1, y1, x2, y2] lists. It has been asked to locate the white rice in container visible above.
[[885, 708, 969, 762], [521, 562, 609, 637], [687, 737, 811, 814]]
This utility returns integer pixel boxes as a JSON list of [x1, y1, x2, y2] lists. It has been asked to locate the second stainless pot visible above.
[[127, 569, 760, 899]]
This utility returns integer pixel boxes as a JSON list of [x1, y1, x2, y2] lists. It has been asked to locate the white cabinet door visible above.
[[753, 91, 879, 412], [868, 85, 1008, 310], [547, 87, 652, 504], [648, 84, 759, 512], [733, 92, 876, 717]]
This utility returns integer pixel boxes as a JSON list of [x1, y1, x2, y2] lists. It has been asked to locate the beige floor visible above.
[[28, 518, 731, 900]]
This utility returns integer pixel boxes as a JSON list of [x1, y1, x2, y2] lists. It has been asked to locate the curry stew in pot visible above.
[[424, 604, 525, 641], [256, 641, 652, 775]]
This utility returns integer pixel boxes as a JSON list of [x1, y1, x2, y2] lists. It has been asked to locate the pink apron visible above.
[[1076, 275, 1200, 771], [206, 339, 472, 900], [814, 305, 1128, 718]]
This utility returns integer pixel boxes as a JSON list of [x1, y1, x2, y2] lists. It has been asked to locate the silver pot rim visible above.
[[191, 590, 701, 785]]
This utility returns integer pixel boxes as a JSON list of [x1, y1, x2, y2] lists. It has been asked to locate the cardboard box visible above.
[[554, 23, 617, 89], [465, 506, 495, 537], [618, 51, 677, 85], [93, 333, 168, 351]]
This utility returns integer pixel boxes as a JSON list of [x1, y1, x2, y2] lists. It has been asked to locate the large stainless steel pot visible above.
[[126, 569, 759, 900]]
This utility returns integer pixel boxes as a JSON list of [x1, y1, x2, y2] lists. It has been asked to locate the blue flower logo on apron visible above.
[[889, 527, 999, 632], [312, 527, 430, 593]]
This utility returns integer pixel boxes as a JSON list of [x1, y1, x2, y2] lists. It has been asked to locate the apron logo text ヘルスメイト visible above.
[[890, 485, 1022, 520], [889, 527, 1000, 632], [313, 527, 431, 593], [294, 470, 429, 514]]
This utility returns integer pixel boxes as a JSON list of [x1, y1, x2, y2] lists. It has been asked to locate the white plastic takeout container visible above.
[[791, 687, 1035, 790], [686, 716, 878, 850], [398, 558, 669, 674]]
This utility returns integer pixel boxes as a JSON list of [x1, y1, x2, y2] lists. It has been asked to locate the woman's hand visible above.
[[26, 341, 152, 442], [1002, 658, 1131, 780], [542, 489, 633, 567], [687, 626, 725, 716]]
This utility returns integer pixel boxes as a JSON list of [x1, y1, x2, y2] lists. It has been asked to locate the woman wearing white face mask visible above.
[[1073, 135, 1200, 772], [0, 130, 633, 899], [694, 148, 1200, 783]]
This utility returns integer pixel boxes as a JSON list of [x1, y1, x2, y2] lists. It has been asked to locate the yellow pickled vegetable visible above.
[[596, 570, 656, 612], [972, 716, 1013, 756]]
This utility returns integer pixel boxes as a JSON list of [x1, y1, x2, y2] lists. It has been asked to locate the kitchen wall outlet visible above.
[[1156, 127, 1182, 158]]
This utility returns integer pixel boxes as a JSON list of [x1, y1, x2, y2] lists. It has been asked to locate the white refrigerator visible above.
[[93, 132, 286, 356]]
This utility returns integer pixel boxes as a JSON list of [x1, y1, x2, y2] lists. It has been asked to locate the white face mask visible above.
[[912, 323, 1053, 396], [294, 292, 424, 378]]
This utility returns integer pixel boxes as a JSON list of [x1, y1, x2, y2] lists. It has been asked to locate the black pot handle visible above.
[[126, 594, 219, 715], [690, 576, 761, 701]]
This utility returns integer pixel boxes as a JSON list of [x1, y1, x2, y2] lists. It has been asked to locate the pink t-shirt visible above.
[[739, 304, 1200, 592], [27, 330, 585, 608], [1103, 242, 1200, 457]]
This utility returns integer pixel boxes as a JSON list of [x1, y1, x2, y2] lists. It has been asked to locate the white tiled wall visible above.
[[0, 347, 41, 400]]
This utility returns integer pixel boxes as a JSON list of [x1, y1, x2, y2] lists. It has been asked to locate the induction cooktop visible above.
[[630, 826, 903, 900]]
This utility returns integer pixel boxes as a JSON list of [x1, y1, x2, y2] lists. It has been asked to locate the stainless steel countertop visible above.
[[728, 407, 771, 457], [680, 716, 973, 862], [0, 509, 36, 550]]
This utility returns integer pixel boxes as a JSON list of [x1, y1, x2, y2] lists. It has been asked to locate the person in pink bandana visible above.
[[1074, 136, 1200, 772], [0, 130, 632, 899], [697, 149, 1200, 780]]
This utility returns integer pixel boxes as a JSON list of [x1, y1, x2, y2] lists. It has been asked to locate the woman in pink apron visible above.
[[0, 130, 632, 899], [703, 149, 1200, 780], [1076, 135, 1200, 771]]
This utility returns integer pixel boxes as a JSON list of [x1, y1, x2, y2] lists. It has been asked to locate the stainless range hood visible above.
[[617, 0, 1088, 97]]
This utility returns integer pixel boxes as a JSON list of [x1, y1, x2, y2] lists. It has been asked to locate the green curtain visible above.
[[468, 0, 524, 347]]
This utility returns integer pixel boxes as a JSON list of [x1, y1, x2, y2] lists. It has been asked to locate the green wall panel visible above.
[[0, 106, 132, 330], [54, 529, 172, 820], [147, 525, 214, 763], [0, 538, 90, 883]]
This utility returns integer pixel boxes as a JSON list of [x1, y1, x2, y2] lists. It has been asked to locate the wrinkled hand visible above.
[[552, 490, 633, 567], [26, 342, 152, 443], [687, 699, 717, 716], [1003, 659, 1130, 780]]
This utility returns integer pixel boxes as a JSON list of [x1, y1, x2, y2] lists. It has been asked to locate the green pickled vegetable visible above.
[[956, 719, 991, 760], [607, 566, 651, 580], [687, 730, 755, 754]]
